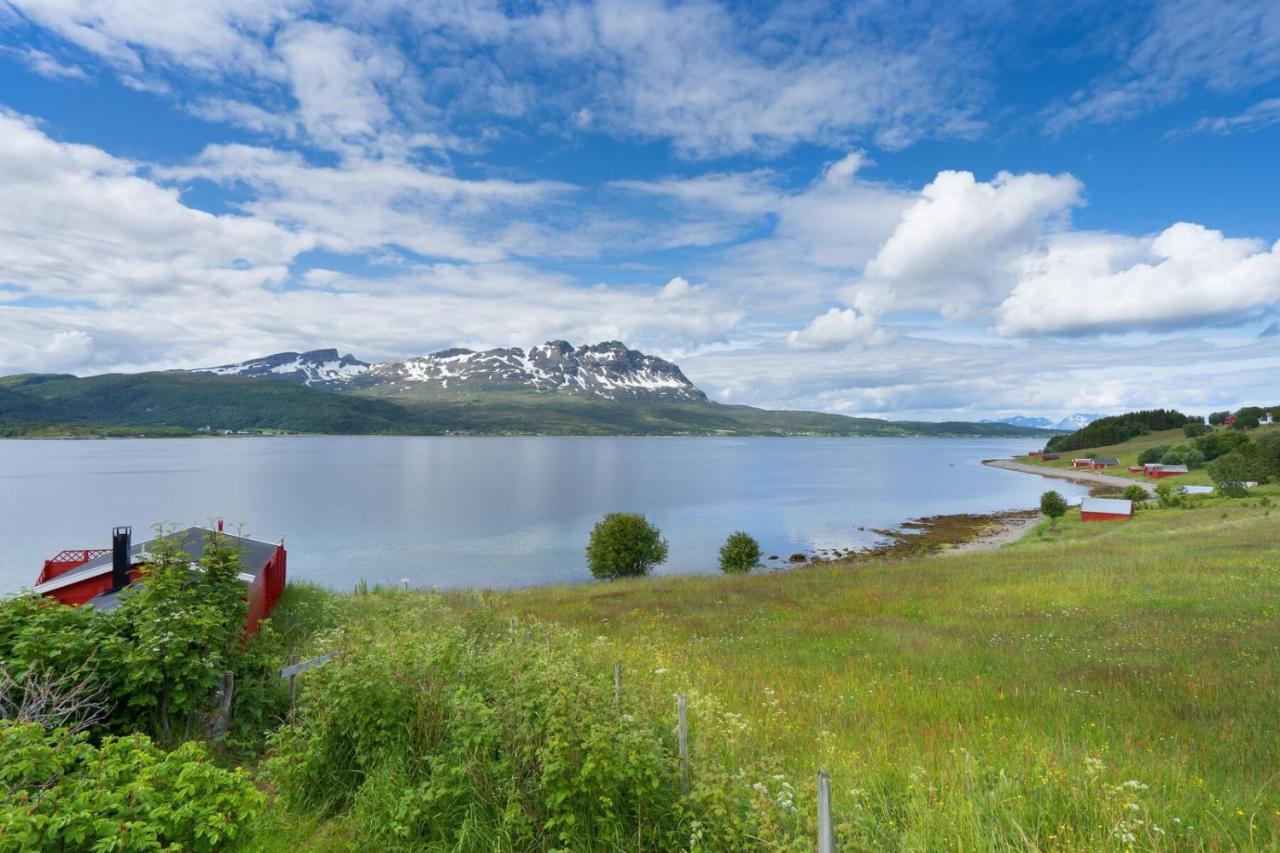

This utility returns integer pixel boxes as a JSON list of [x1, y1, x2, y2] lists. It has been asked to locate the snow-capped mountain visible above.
[[980, 413, 1108, 431], [194, 341, 706, 402], [196, 349, 370, 387], [1053, 413, 1108, 431]]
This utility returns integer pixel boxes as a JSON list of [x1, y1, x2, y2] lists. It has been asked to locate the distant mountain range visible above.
[[1, 341, 1062, 438], [196, 341, 705, 402], [980, 413, 1107, 431]]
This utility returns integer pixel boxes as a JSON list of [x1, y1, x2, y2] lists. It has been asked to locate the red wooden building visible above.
[[1143, 463, 1189, 479], [33, 525, 286, 634], [1080, 497, 1133, 522]]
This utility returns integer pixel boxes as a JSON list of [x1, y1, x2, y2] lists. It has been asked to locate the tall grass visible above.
[[476, 497, 1280, 849]]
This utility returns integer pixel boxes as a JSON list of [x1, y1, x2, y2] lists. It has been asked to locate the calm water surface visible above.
[[0, 436, 1082, 593]]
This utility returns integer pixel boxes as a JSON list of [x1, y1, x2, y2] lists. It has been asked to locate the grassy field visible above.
[[263, 482, 1280, 850], [1014, 424, 1280, 487]]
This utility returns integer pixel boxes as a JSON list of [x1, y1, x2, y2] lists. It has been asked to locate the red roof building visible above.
[[33, 525, 286, 634], [1080, 497, 1133, 522]]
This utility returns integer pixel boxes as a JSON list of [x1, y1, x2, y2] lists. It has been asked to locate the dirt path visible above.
[[983, 458, 1156, 495]]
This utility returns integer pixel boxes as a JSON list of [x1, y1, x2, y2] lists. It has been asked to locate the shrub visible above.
[[586, 513, 668, 579], [1184, 447, 1206, 469], [1194, 430, 1249, 461], [718, 531, 762, 574], [1160, 449, 1184, 465], [0, 721, 262, 851], [1208, 445, 1271, 493], [1040, 491, 1068, 527], [1208, 410, 1231, 425], [0, 530, 285, 747], [1122, 485, 1148, 504], [1137, 445, 1170, 465], [267, 599, 806, 849], [1155, 482, 1182, 508], [1183, 422, 1209, 438]]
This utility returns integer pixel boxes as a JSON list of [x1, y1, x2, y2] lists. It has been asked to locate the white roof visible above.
[[1081, 497, 1132, 515], [1179, 485, 1214, 494]]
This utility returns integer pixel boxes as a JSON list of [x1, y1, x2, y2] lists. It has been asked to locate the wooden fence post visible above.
[[817, 769, 834, 853], [614, 663, 622, 708], [677, 692, 690, 794]]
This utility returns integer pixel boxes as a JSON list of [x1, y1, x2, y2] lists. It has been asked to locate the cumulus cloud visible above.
[[997, 223, 1280, 335], [786, 307, 881, 350], [858, 170, 1083, 317]]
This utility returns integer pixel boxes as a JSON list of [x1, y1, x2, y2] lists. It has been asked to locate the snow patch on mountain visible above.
[[194, 341, 706, 402], [196, 349, 370, 387], [981, 413, 1108, 431]]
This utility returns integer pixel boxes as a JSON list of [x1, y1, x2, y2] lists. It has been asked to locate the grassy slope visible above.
[[449, 494, 1280, 847], [1014, 424, 1280, 486]]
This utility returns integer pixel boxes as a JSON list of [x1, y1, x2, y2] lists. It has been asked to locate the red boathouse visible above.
[[1080, 497, 1133, 522], [33, 526, 286, 634]]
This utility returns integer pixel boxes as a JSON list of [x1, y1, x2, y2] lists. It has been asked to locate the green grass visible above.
[[474, 498, 1280, 848], [1015, 424, 1280, 487], [263, 494, 1280, 849]]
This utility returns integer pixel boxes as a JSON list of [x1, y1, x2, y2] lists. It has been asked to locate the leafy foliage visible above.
[[267, 596, 807, 849], [0, 531, 284, 748], [1122, 485, 1148, 504], [1137, 445, 1171, 465], [1045, 410, 1192, 453], [586, 513, 669, 579], [1039, 491, 1068, 526], [0, 721, 262, 851], [719, 531, 762, 574], [1193, 429, 1250, 461]]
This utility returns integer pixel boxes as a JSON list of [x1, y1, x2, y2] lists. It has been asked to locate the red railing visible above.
[[38, 549, 111, 583]]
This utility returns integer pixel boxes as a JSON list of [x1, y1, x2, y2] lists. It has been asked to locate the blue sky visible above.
[[0, 0, 1277, 420]]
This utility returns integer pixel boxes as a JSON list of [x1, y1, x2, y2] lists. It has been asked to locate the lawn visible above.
[[1013, 423, 1280, 487]]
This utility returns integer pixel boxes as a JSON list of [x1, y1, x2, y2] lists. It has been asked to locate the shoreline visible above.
[[804, 508, 1043, 565], [983, 457, 1156, 495]]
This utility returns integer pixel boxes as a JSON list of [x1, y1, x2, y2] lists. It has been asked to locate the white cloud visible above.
[[858, 170, 1082, 317], [1044, 0, 1280, 132], [997, 223, 1280, 335], [786, 307, 880, 350], [1170, 97, 1280, 138], [10, 46, 86, 78]]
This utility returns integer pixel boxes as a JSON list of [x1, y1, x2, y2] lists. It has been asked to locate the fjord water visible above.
[[0, 436, 1085, 593]]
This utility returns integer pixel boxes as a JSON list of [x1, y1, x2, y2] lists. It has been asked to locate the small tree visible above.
[[1122, 484, 1147, 505], [1040, 490, 1068, 528], [1160, 449, 1184, 465], [586, 513, 668, 579], [718, 531, 761, 574]]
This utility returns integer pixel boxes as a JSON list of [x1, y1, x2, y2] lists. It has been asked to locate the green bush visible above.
[[0, 721, 262, 851], [267, 598, 806, 849], [0, 530, 285, 748], [719, 531, 762, 574], [586, 513, 668, 579], [1137, 445, 1170, 465], [1160, 449, 1184, 465], [1184, 447, 1206, 469], [1040, 491, 1068, 527], [1193, 430, 1249, 461], [1183, 422, 1209, 438], [1122, 485, 1148, 504]]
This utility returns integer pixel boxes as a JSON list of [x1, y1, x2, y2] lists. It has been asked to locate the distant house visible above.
[[1040, 453, 1060, 461], [33, 525, 287, 634], [1223, 415, 1237, 426], [1071, 458, 1094, 468], [1180, 485, 1214, 495], [1144, 463, 1189, 478], [1128, 465, 1144, 473], [1090, 458, 1119, 470], [1080, 497, 1133, 521]]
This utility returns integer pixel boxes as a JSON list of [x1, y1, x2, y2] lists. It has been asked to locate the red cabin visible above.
[[33, 525, 286, 634], [1080, 497, 1133, 522]]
